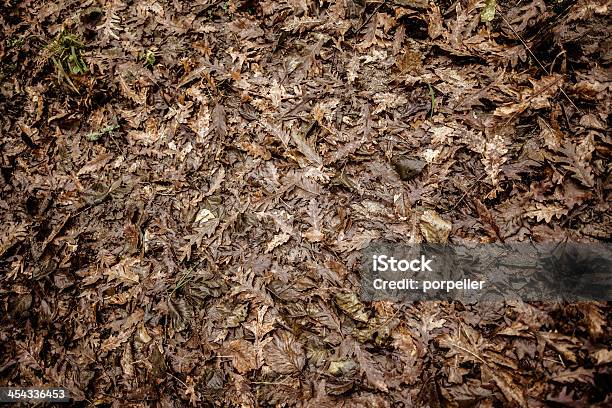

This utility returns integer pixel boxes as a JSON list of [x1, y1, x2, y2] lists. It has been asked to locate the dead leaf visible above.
[[420, 210, 452, 243], [77, 151, 113, 175], [355, 343, 388, 392], [335, 292, 370, 323], [265, 331, 305, 374], [227, 339, 257, 374]]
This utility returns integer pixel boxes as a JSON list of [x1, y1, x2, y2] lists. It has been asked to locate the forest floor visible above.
[[0, 0, 610, 406]]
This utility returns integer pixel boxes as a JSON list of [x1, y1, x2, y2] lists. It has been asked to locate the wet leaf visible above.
[[335, 292, 370, 323], [265, 331, 305, 374]]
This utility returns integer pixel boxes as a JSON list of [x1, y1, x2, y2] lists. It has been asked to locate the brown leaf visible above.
[[212, 103, 227, 138], [121, 344, 134, 377], [334, 292, 370, 323], [593, 348, 612, 366], [474, 199, 503, 241], [537, 117, 563, 150], [427, 4, 444, 40], [576, 302, 606, 338], [419, 210, 452, 243], [483, 365, 527, 407], [227, 339, 257, 374], [303, 198, 324, 242], [334, 229, 381, 252], [551, 367, 595, 385], [265, 331, 305, 374], [524, 203, 568, 223], [504, 0, 548, 35], [77, 151, 113, 176], [150, 344, 166, 378], [103, 257, 142, 286], [538, 332, 579, 363], [557, 141, 595, 187], [291, 130, 322, 166], [226, 303, 249, 328], [354, 343, 388, 392]]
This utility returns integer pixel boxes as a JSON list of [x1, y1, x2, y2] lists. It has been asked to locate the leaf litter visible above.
[[0, 0, 610, 406]]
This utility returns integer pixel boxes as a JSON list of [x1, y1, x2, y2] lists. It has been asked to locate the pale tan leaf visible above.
[[419, 210, 452, 243], [227, 339, 257, 374], [524, 203, 568, 223]]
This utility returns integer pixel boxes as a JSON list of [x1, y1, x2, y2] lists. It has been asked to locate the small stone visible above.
[[392, 157, 426, 181]]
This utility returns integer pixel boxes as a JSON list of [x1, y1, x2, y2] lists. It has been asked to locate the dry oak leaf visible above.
[[291, 130, 323, 166], [524, 203, 568, 223], [103, 257, 142, 286], [494, 75, 562, 116], [537, 332, 580, 363], [266, 232, 291, 253], [439, 325, 527, 407], [482, 134, 508, 185], [551, 367, 595, 385], [575, 302, 606, 338], [77, 151, 114, 175], [303, 198, 324, 242], [427, 4, 444, 40], [557, 141, 595, 187], [537, 116, 563, 150], [593, 348, 612, 366], [482, 365, 527, 407], [335, 229, 381, 252]]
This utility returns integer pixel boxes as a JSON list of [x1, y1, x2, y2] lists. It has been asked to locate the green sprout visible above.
[[6, 36, 25, 49], [143, 49, 156, 67], [46, 30, 88, 92], [86, 124, 118, 142]]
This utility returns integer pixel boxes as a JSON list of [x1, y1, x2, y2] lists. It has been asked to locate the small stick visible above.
[[500, 14, 581, 113], [354, 0, 388, 35]]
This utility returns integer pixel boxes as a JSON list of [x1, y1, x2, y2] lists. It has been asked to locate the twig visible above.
[[353, 0, 388, 35], [167, 372, 187, 388], [499, 14, 581, 113], [445, 174, 486, 213], [427, 83, 436, 119]]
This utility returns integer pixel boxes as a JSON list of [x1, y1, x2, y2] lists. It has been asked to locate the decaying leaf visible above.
[[355, 343, 388, 392], [335, 292, 370, 323], [524, 203, 568, 223], [420, 210, 452, 243], [227, 339, 257, 374], [481, 0, 497, 23], [264, 331, 306, 374]]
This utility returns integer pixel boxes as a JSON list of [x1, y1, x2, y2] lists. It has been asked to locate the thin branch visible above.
[[353, 0, 388, 35], [499, 14, 581, 113]]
